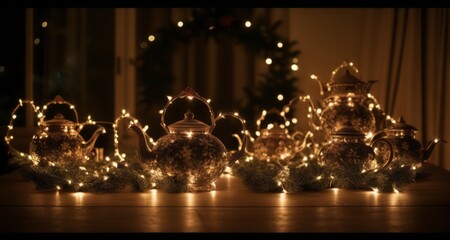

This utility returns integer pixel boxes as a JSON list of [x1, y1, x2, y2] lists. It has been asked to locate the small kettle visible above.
[[309, 61, 377, 136], [319, 125, 393, 172], [371, 116, 446, 165], [19, 96, 105, 165]]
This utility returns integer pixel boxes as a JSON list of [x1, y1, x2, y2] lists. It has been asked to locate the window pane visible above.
[[0, 8, 25, 126], [33, 8, 115, 123]]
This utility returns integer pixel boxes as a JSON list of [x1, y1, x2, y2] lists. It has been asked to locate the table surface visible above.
[[1, 163, 450, 233]]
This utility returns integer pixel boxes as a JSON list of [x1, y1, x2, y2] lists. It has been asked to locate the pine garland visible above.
[[232, 155, 428, 193], [8, 152, 158, 192], [232, 159, 284, 192]]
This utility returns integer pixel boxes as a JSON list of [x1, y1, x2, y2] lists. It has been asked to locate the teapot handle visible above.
[[371, 138, 394, 170], [41, 95, 80, 124], [113, 110, 154, 162], [215, 112, 247, 166], [282, 95, 321, 133], [161, 87, 216, 134], [4, 99, 39, 158], [256, 108, 287, 132]]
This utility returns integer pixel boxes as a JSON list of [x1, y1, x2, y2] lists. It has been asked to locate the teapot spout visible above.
[[232, 132, 254, 155], [293, 131, 314, 152], [84, 126, 106, 156], [423, 138, 447, 161], [365, 80, 377, 94], [312, 76, 328, 96], [128, 124, 154, 162]]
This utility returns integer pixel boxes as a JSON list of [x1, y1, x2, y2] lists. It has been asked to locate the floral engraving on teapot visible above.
[[129, 87, 247, 192], [318, 125, 393, 173]]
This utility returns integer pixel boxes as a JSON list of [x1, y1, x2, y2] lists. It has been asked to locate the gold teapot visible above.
[[129, 87, 247, 192], [309, 61, 377, 136], [29, 96, 105, 165], [371, 116, 446, 165], [318, 125, 392, 172]]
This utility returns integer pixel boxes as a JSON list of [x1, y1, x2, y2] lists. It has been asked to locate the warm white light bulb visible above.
[[277, 94, 284, 101]]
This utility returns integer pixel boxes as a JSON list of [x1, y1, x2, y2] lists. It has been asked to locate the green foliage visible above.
[[233, 159, 283, 192], [9, 153, 155, 193], [232, 155, 423, 193]]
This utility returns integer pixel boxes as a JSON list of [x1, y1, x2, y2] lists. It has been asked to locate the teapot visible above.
[[129, 87, 247, 192], [29, 96, 106, 165], [235, 108, 313, 164], [309, 61, 377, 136], [371, 116, 446, 165], [318, 125, 393, 172]]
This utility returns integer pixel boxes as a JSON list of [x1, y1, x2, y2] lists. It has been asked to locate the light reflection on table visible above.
[[0, 164, 450, 232]]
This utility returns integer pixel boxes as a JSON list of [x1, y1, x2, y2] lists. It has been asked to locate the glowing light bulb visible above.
[[277, 94, 284, 101], [244, 21, 251, 27]]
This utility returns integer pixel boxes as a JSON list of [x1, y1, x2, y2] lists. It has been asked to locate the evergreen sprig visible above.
[[8, 153, 156, 192], [232, 155, 425, 193]]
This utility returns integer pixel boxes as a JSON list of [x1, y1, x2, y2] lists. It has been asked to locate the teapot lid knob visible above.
[[388, 116, 418, 131], [54, 95, 65, 103], [184, 110, 194, 120]]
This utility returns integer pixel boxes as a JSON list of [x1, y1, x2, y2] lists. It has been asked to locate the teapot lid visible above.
[[331, 126, 365, 137], [387, 116, 418, 131], [330, 69, 365, 86], [261, 123, 288, 136], [167, 110, 210, 133], [43, 113, 75, 126]]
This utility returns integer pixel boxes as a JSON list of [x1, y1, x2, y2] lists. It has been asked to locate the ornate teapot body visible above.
[[129, 87, 247, 192], [310, 61, 376, 136], [29, 96, 105, 164], [371, 116, 446, 164], [318, 126, 392, 172]]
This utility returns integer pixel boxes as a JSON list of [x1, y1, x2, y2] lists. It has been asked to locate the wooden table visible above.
[[1, 163, 450, 234]]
